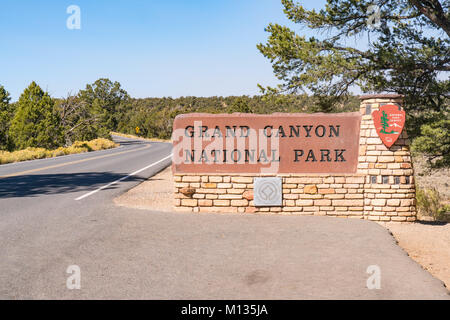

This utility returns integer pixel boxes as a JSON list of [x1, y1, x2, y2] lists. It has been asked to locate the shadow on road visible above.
[[0, 173, 146, 198], [113, 139, 149, 146]]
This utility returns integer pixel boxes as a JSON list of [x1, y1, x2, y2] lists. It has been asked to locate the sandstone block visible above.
[[182, 176, 201, 182], [202, 183, 217, 188], [231, 177, 253, 184], [345, 177, 365, 183], [217, 183, 232, 188], [198, 199, 213, 206], [378, 156, 395, 163], [231, 199, 249, 207], [227, 188, 245, 194], [387, 199, 400, 206], [401, 199, 414, 206], [371, 199, 386, 206], [179, 187, 196, 197], [296, 199, 313, 206], [181, 199, 198, 207], [304, 185, 318, 194], [332, 199, 364, 206], [214, 200, 230, 206], [243, 190, 254, 200], [219, 194, 242, 200], [314, 199, 332, 206], [319, 188, 335, 194]]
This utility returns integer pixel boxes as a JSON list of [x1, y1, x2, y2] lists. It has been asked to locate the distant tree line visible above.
[[0, 78, 359, 150], [0, 78, 446, 167], [118, 93, 359, 140]]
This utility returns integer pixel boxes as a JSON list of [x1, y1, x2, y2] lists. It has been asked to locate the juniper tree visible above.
[[57, 95, 102, 144], [0, 85, 12, 150], [9, 82, 64, 150], [412, 118, 450, 167], [78, 78, 130, 137]]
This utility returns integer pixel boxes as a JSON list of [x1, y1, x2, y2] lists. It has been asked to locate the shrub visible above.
[[0, 138, 117, 164], [416, 187, 450, 221], [411, 117, 450, 168], [86, 138, 117, 151]]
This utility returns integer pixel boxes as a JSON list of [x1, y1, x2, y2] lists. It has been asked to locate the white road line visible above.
[[75, 154, 172, 201]]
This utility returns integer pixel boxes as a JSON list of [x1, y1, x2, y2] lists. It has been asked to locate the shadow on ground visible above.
[[416, 220, 448, 226], [0, 173, 146, 198]]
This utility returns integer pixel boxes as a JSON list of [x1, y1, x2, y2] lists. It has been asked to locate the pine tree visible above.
[[9, 82, 64, 150]]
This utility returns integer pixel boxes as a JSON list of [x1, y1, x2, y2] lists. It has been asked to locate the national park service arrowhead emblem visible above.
[[372, 104, 405, 148]]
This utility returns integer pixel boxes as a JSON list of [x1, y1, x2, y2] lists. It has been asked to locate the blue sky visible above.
[[0, 0, 328, 101]]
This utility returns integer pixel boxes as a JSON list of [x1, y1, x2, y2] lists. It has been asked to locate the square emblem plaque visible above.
[[254, 177, 282, 206]]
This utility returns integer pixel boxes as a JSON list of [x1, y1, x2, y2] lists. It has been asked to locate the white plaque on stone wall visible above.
[[254, 177, 282, 206]]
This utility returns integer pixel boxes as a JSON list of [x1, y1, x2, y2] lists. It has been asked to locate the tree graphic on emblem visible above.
[[380, 111, 397, 134]]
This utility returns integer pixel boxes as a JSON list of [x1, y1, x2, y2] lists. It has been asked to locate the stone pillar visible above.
[[358, 94, 416, 222]]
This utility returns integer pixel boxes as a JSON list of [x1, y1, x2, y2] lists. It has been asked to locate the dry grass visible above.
[[114, 166, 173, 211], [387, 222, 450, 289], [110, 131, 171, 143], [0, 138, 118, 165]]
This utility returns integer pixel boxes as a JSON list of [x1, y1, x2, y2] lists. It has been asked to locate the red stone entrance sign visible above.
[[172, 94, 417, 222], [172, 112, 361, 174]]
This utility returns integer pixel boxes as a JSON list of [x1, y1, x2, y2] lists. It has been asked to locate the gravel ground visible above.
[[386, 222, 450, 289], [114, 166, 174, 212], [114, 166, 450, 290]]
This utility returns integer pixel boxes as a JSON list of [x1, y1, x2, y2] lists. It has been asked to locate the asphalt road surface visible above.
[[0, 136, 448, 299], [0, 136, 172, 298]]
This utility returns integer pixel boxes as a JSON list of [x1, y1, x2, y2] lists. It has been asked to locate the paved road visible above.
[[0, 136, 172, 298], [0, 136, 448, 299]]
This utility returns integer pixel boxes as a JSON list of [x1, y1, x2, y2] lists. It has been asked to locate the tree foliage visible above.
[[9, 82, 64, 150], [258, 0, 449, 165], [116, 94, 359, 139], [412, 118, 450, 167], [77, 78, 130, 138], [57, 95, 104, 144], [228, 97, 253, 113], [0, 85, 13, 150], [258, 0, 449, 105], [1, 78, 360, 151]]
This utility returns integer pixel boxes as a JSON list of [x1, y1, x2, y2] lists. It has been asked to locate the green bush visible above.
[[411, 117, 450, 168]]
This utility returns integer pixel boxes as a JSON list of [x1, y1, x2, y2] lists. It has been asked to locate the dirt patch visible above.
[[386, 222, 450, 288], [114, 166, 174, 212]]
